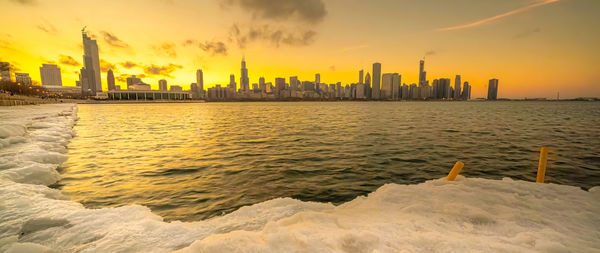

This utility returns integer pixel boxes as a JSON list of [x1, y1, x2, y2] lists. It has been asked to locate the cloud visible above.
[[59, 55, 80, 67], [183, 39, 228, 56], [100, 59, 115, 72], [329, 65, 335, 71], [514, 27, 541, 39], [425, 50, 436, 56], [0, 40, 13, 50], [115, 73, 147, 83], [143, 63, 183, 78], [115, 74, 129, 83], [438, 0, 560, 31], [153, 43, 177, 58], [222, 0, 327, 24], [10, 0, 36, 5], [120, 61, 137, 69], [230, 24, 316, 49], [37, 20, 58, 35], [99, 31, 129, 48]]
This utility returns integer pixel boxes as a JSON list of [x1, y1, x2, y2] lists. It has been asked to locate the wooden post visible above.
[[447, 161, 464, 181], [536, 147, 549, 183]]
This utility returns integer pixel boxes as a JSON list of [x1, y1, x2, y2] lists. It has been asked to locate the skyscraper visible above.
[[418, 60, 424, 86], [80, 28, 101, 94], [432, 79, 439, 99], [259, 77, 266, 92], [229, 74, 236, 90], [488, 78, 499, 100], [315, 73, 320, 85], [454, 75, 461, 99], [392, 74, 401, 100], [365, 72, 371, 99], [107, 69, 115, 91], [439, 78, 451, 99], [240, 57, 249, 91], [462, 81, 471, 100], [290, 76, 299, 91], [159, 79, 167, 91], [196, 69, 204, 91], [381, 73, 394, 100], [0, 62, 10, 82], [372, 62, 381, 99], [39, 64, 62, 86], [359, 70, 364, 84]]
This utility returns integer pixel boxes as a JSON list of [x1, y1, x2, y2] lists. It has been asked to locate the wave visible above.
[[0, 104, 598, 252]]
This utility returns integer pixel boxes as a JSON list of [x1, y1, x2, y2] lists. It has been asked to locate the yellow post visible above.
[[446, 161, 464, 181], [536, 147, 549, 183]]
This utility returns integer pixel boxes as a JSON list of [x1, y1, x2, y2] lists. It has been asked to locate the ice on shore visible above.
[[0, 104, 599, 253]]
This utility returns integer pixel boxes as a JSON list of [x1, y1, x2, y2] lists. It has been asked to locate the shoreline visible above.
[[2, 97, 598, 106]]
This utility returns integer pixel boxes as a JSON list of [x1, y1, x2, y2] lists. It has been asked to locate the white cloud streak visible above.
[[438, 0, 560, 31]]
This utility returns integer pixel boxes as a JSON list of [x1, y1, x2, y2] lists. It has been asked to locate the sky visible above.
[[1, 0, 599, 98]]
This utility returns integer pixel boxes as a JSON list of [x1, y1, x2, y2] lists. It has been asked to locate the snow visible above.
[[0, 104, 599, 253]]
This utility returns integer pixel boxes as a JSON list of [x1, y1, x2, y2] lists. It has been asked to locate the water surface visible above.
[[57, 101, 600, 221]]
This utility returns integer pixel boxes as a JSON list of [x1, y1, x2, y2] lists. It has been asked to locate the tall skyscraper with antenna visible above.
[[240, 57, 249, 91]]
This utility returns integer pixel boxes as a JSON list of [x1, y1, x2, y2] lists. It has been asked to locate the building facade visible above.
[[372, 63, 381, 99], [39, 64, 62, 86], [107, 69, 116, 91], [488, 79, 499, 100], [15, 73, 32, 85]]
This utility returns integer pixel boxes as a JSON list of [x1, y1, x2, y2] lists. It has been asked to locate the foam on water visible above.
[[0, 104, 598, 252]]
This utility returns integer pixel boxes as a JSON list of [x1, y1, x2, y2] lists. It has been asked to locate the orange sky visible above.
[[1, 0, 599, 98]]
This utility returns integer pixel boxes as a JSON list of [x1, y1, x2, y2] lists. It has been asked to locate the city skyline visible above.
[[1, 0, 599, 98]]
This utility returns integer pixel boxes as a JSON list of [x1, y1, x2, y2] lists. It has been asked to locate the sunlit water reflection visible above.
[[57, 101, 600, 221]]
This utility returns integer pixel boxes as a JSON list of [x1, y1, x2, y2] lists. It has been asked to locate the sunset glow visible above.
[[1, 0, 599, 98]]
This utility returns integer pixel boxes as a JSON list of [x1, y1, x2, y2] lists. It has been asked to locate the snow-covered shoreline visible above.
[[0, 104, 598, 252]]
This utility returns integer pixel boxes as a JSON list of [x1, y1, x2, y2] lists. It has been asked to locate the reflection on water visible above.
[[57, 101, 600, 221]]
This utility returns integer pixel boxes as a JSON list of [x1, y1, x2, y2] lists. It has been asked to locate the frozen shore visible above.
[[0, 104, 598, 253]]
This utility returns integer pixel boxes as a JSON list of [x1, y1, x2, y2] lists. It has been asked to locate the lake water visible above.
[[56, 101, 600, 222]]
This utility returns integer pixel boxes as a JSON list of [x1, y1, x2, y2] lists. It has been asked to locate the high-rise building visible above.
[[39, 64, 62, 86], [159, 79, 167, 91], [259, 77, 266, 92], [359, 70, 364, 84], [229, 74, 236, 90], [240, 57, 249, 91], [432, 79, 439, 99], [372, 63, 381, 99], [438, 78, 451, 99], [392, 74, 401, 100], [454, 75, 462, 99], [126, 75, 142, 88], [488, 78, 499, 100], [418, 60, 428, 87], [401, 84, 409, 100], [290, 76, 299, 91], [80, 28, 101, 94], [462, 82, 471, 100], [190, 83, 198, 96], [381, 73, 394, 100], [196, 69, 204, 94], [315, 73, 320, 85], [0, 62, 10, 82], [107, 69, 115, 91], [15, 73, 32, 85]]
